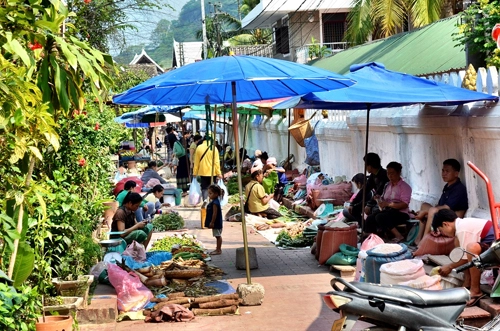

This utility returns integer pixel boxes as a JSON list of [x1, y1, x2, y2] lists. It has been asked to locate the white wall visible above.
[[242, 66, 500, 219]]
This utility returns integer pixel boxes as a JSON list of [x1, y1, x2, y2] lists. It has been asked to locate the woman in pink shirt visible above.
[[364, 162, 412, 243]]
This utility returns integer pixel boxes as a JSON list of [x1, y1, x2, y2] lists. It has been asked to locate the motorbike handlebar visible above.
[[453, 261, 475, 273]]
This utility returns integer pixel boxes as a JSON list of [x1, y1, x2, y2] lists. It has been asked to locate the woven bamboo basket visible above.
[[288, 119, 313, 147], [164, 269, 204, 279]]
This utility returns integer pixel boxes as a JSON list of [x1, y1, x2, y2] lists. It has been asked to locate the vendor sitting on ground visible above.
[[363, 153, 389, 216], [266, 157, 287, 183], [143, 184, 171, 215], [414, 158, 468, 245], [245, 168, 281, 219], [141, 161, 167, 191], [343, 173, 365, 225], [126, 161, 140, 176], [114, 166, 127, 184], [432, 209, 494, 307], [240, 148, 252, 174], [116, 180, 152, 222], [112, 192, 153, 247], [224, 146, 234, 169], [364, 162, 412, 243]]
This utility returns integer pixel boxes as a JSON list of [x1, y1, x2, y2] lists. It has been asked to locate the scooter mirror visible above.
[[449, 247, 465, 263]]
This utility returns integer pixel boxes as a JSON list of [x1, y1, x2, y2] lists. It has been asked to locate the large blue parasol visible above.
[[273, 62, 498, 234], [273, 62, 498, 109], [113, 55, 354, 286], [113, 55, 354, 106]]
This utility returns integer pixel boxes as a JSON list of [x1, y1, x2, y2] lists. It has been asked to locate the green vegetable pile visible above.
[[226, 175, 250, 195], [228, 194, 240, 204], [276, 205, 305, 223], [152, 213, 185, 231], [276, 230, 314, 248], [150, 234, 202, 252]]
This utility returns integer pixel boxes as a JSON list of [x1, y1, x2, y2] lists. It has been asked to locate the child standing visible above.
[[205, 184, 224, 255]]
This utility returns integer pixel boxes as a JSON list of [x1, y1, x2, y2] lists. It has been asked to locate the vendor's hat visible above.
[[251, 161, 263, 174], [252, 159, 263, 168], [254, 149, 262, 157], [226, 146, 232, 152], [266, 157, 277, 165]]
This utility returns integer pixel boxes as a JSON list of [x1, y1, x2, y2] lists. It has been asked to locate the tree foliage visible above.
[[454, 0, 500, 67], [66, 0, 170, 53], [344, 0, 447, 45]]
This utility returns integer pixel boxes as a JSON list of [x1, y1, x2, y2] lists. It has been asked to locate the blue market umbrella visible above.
[[113, 55, 354, 105], [273, 62, 498, 109], [113, 55, 354, 285], [273, 62, 498, 233]]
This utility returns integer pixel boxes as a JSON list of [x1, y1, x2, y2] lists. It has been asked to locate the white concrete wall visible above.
[[242, 66, 500, 219]]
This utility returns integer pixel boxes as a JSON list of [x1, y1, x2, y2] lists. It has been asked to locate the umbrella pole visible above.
[[211, 105, 218, 185], [287, 108, 291, 168], [223, 108, 227, 146], [360, 104, 371, 235], [231, 82, 252, 285], [242, 114, 249, 155]]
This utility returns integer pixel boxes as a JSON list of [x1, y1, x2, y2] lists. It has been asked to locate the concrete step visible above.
[[77, 284, 117, 326], [459, 306, 491, 328], [480, 297, 500, 317]]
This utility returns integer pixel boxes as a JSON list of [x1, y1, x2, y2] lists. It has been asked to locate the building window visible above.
[[275, 26, 289, 54], [322, 13, 347, 43]]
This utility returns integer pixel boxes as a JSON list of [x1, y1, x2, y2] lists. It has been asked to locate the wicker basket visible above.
[[288, 119, 313, 147], [164, 269, 204, 279]]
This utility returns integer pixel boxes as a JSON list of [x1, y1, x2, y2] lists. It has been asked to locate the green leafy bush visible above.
[[455, 1, 500, 67], [0, 283, 41, 331]]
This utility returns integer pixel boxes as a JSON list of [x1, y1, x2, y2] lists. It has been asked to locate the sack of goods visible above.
[[364, 243, 413, 283], [379, 259, 425, 285]]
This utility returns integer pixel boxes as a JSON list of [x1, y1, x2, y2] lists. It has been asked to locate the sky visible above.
[[108, 0, 190, 56]]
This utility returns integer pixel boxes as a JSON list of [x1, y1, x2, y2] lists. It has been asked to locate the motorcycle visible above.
[[323, 240, 500, 331]]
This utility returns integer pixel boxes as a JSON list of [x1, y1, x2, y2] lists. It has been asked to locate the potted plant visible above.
[[43, 296, 84, 316], [36, 315, 73, 331], [51, 240, 98, 307]]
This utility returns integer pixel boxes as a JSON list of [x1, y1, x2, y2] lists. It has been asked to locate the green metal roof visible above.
[[312, 16, 466, 76]]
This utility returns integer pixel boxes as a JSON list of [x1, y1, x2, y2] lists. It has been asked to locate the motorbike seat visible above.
[[348, 282, 469, 306]]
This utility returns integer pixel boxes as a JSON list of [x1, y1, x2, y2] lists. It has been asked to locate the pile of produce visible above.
[[171, 245, 207, 261], [129, 258, 225, 290], [226, 175, 250, 195], [276, 205, 305, 223], [150, 234, 202, 252], [275, 222, 316, 248], [228, 194, 240, 204], [152, 213, 185, 231]]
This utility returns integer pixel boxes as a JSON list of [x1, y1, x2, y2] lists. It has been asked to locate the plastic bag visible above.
[[304, 133, 320, 166], [218, 179, 229, 206], [122, 240, 147, 262], [107, 263, 153, 312], [326, 244, 359, 266], [360, 233, 385, 251], [188, 178, 201, 205]]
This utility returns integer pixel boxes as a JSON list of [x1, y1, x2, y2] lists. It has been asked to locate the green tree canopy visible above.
[[345, 0, 448, 45]]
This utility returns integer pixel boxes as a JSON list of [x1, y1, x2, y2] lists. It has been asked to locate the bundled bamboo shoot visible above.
[[192, 293, 239, 304], [192, 305, 238, 316], [167, 292, 186, 299], [198, 299, 239, 309]]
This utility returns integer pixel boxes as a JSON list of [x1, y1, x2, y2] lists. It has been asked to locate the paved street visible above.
[[114, 206, 362, 331]]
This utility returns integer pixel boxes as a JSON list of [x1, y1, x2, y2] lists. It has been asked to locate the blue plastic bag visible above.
[[304, 133, 320, 166]]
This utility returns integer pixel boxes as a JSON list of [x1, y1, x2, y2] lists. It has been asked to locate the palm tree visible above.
[[240, 0, 260, 17], [344, 0, 448, 45], [196, 12, 243, 58]]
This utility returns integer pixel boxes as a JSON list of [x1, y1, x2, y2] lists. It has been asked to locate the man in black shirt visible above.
[[363, 153, 389, 216]]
